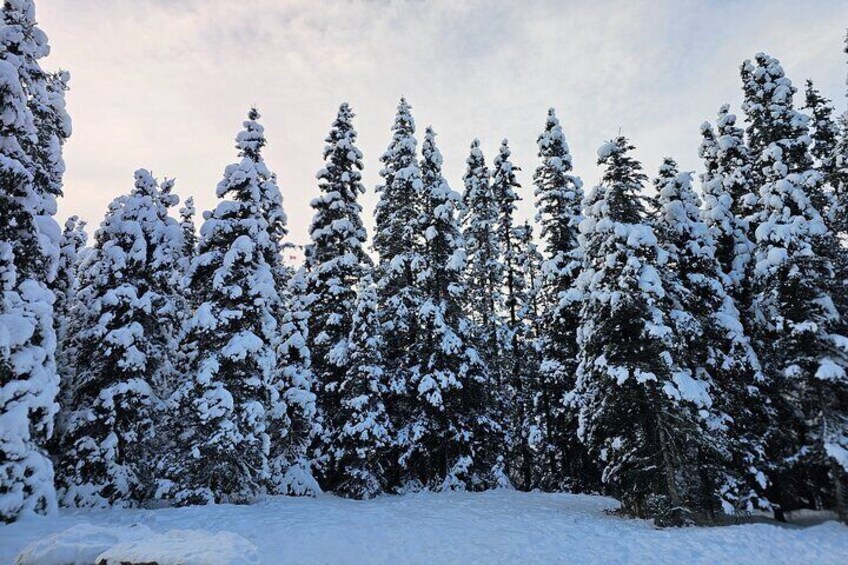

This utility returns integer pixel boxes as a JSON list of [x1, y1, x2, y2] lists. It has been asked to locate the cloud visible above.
[[36, 0, 848, 245]]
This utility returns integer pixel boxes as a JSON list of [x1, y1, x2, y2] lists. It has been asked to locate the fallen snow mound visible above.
[[96, 529, 260, 565], [15, 523, 154, 565]]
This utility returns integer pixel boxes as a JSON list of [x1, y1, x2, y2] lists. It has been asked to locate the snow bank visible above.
[[15, 523, 154, 565], [15, 525, 258, 565], [96, 529, 259, 565]]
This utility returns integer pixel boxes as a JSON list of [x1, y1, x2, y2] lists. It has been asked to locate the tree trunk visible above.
[[830, 458, 847, 524], [541, 386, 557, 487], [656, 410, 682, 524]]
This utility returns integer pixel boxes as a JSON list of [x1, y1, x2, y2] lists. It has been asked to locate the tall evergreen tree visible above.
[[804, 79, 848, 362], [653, 158, 771, 516], [53, 216, 86, 448], [305, 103, 371, 487], [0, 0, 69, 522], [740, 53, 848, 520], [460, 139, 502, 393], [490, 138, 532, 488], [399, 126, 500, 491], [751, 143, 848, 522], [56, 170, 183, 508], [0, 58, 55, 521], [372, 98, 424, 488], [163, 112, 289, 505], [532, 108, 597, 491], [333, 273, 392, 499], [572, 138, 708, 525]]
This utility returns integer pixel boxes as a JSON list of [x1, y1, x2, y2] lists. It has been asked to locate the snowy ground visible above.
[[2, 490, 846, 564]]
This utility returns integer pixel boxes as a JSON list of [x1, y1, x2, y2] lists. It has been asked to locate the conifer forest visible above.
[[2, 1, 848, 563]]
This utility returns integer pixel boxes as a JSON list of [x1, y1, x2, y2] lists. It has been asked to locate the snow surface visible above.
[[96, 529, 259, 565], [14, 523, 155, 565], [3, 491, 846, 565]]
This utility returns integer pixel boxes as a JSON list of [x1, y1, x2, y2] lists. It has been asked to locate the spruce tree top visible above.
[[316, 103, 365, 194], [803, 80, 839, 177], [698, 105, 756, 287], [309, 102, 368, 266], [492, 138, 521, 215], [461, 139, 494, 225], [534, 108, 584, 258], [420, 125, 463, 266], [222, 107, 287, 250], [656, 158, 702, 225], [180, 196, 196, 228], [379, 97, 418, 178], [237, 107, 266, 160], [421, 126, 456, 204], [594, 136, 648, 225], [741, 53, 811, 172], [714, 105, 754, 206], [374, 97, 423, 261]]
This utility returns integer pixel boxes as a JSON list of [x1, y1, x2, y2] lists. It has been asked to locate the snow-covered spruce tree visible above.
[[653, 158, 771, 517], [305, 103, 371, 488], [162, 112, 296, 506], [741, 53, 813, 191], [571, 137, 708, 525], [333, 273, 392, 499], [0, 0, 70, 523], [52, 216, 86, 444], [267, 267, 319, 497], [750, 141, 848, 522], [372, 98, 424, 489], [804, 77, 848, 286], [56, 169, 184, 508], [398, 127, 501, 491], [510, 221, 545, 490], [0, 60, 55, 521], [532, 108, 597, 492], [803, 81, 848, 348], [490, 138, 532, 488], [740, 54, 848, 519], [698, 106, 756, 300], [460, 139, 503, 396]]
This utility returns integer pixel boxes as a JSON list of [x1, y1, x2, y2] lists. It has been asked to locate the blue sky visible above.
[[39, 0, 848, 245]]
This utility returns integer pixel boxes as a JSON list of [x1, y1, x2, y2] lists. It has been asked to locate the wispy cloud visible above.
[[38, 0, 848, 243]]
